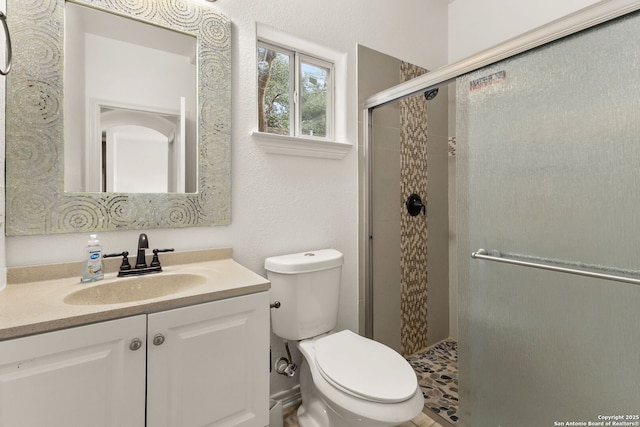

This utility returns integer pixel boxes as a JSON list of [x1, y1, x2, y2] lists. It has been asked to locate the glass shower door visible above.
[[457, 10, 640, 426]]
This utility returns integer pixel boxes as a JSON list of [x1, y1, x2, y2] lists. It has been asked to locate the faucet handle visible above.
[[103, 251, 131, 272], [150, 248, 175, 268]]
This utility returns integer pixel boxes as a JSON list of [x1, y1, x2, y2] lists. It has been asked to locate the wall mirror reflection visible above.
[[5, 0, 232, 235], [64, 2, 197, 194]]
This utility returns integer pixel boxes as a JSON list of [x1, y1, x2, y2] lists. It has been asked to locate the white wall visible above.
[[448, 0, 603, 62]]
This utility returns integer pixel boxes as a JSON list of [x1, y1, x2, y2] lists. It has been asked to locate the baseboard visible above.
[[270, 385, 301, 408], [423, 406, 455, 427]]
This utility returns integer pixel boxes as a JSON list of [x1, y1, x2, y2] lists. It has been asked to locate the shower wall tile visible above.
[[372, 145, 401, 222], [400, 62, 429, 356], [371, 96, 403, 353], [425, 136, 450, 345], [448, 136, 457, 156], [372, 218, 402, 353]]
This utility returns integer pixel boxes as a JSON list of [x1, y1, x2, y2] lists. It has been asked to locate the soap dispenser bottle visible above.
[[81, 234, 104, 283]]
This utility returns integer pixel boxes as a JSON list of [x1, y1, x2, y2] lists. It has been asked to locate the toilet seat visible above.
[[313, 330, 418, 403]]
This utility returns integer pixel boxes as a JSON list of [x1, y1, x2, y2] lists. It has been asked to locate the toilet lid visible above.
[[314, 330, 418, 403]]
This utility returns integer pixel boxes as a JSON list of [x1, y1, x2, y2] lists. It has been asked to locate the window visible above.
[[252, 24, 350, 159], [257, 41, 334, 140]]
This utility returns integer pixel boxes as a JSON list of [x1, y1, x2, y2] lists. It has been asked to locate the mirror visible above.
[[6, 0, 231, 235], [64, 2, 197, 194], [98, 105, 189, 193]]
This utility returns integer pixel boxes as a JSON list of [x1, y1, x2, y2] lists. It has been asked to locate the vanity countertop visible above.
[[0, 249, 270, 341]]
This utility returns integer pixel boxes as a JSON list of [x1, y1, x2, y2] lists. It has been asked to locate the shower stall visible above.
[[360, 45, 457, 424], [358, 45, 453, 358], [363, 1, 640, 425], [368, 70, 452, 357]]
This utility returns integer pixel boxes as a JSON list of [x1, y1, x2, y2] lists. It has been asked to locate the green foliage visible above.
[[301, 66, 327, 137], [263, 52, 291, 134], [258, 47, 329, 137]]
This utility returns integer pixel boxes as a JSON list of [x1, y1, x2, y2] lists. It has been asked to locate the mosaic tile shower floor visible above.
[[406, 338, 459, 424]]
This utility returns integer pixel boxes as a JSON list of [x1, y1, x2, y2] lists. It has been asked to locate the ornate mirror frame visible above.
[[5, 0, 231, 236]]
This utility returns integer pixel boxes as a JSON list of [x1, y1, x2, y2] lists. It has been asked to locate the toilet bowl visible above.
[[294, 330, 424, 427], [265, 249, 423, 427]]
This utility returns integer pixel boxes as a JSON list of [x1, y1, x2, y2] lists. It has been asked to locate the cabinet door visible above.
[[0, 315, 147, 427], [147, 292, 269, 427]]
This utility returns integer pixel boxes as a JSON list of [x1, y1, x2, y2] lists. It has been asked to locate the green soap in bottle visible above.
[[81, 234, 104, 283]]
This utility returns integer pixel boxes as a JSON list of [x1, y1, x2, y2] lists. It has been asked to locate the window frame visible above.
[[252, 23, 351, 159], [257, 39, 335, 141]]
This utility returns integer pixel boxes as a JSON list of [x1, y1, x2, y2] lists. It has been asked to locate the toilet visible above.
[[265, 249, 423, 427]]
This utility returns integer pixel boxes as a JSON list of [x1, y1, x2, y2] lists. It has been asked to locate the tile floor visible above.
[[406, 339, 458, 424], [283, 404, 445, 427], [399, 411, 445, 427]]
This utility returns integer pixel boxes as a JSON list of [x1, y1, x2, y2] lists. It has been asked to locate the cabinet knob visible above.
[[129, 338, 142, 351], [153, 333, 165, 346]]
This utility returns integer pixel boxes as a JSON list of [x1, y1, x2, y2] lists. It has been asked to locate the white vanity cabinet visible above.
[[0, 291, 270, 427], [0, 315, 148, 427], [146, 292, 270, 427]]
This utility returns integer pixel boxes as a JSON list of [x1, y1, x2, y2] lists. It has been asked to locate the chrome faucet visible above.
[[104, 233, 174, 277]]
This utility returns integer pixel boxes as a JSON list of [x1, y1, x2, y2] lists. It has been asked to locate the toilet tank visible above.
[[265, 249, 343, 341]]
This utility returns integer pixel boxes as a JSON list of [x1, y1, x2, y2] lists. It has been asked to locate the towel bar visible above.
[[471, 249, 640, 286]]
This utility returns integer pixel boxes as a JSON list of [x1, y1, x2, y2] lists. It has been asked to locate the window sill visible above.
[[251, 131, 352, 160]]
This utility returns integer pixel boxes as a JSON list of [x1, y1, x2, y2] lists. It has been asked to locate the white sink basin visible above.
[[64, 273, 207, 305]]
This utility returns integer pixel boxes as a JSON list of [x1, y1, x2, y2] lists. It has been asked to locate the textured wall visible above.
[[448, 0, 601, 62]]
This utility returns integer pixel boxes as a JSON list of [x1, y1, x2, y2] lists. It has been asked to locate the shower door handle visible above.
[[406, 194, 426, 216]]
